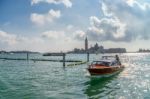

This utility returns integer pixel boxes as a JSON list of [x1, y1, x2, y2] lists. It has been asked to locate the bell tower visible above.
[[85, 37, 88, 52]]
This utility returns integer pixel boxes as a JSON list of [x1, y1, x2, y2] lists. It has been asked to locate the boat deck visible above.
[[90, 65, 121, 69]]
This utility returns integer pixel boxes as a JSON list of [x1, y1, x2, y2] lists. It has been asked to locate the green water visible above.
[[0, 53, 150, 99]]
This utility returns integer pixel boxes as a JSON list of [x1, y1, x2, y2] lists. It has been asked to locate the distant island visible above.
[[68, 37, 127, 54], [138, 49, 150, 53], [68, 43, 126, 54], [0, 50, 39, 54]]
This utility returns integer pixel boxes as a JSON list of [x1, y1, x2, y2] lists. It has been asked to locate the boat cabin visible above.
[[90, 60, 120, 67]]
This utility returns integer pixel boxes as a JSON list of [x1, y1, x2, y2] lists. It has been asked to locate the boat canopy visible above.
[[91, 60, 111, 66], [91, 60, 119, 67]]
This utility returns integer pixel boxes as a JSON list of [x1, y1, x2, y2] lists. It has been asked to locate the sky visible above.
[[0, 0, 150, 52]]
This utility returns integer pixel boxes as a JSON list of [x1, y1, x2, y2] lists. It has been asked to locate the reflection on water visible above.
[[84, 76, 120, 99]]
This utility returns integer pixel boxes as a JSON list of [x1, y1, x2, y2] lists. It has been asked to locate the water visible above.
[[0, 53, 150, 99]]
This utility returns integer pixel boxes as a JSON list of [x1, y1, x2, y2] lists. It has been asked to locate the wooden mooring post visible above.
[[27, 52, 29, 61], [63, 53, 66, 68], [87, 52, 89, 62]]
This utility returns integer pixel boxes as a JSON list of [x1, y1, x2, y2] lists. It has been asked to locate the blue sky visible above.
[[0, 0, 150, 52]]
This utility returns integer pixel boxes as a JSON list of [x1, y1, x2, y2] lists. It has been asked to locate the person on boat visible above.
[[115, 55, 121, 65]]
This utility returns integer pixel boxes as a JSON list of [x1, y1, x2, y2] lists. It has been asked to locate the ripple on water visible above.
[[0, 53, 150, 98]]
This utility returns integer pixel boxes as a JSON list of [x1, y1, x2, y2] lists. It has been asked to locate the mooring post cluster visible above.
[[0, 52, 89, 67]]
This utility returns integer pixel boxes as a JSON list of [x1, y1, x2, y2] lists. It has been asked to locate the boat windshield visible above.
[[110, 61, 120, 66], [102, 56, 116, 60], [91, 61, 110, 66]]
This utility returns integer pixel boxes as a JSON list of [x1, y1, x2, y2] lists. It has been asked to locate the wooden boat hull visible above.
[[87, 65, 124, 76]]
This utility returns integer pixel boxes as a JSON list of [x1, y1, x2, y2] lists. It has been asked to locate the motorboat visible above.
[[87, 56, 124, 77]]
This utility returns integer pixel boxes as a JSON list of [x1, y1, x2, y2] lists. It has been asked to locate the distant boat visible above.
[[43, 53, 65, 56], [87, 56, 124, 77]]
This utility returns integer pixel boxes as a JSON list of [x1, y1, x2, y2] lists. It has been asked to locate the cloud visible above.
[[0, 29, 75, 52], [41, 30, 65, 39], [126, 0, 150, 10], [0, 30, 48, 51], [0, 30, 18, 45], [31, 0, 72, 8], [75, 0, 150, 42], [0, 30, 45, 46], [87, 16, 127, 41], [30, 9, 61, 26], [101, 3, 113, 17], [73, 30, 86, 40], [102, 0, 150, 40], [74, 16, 127, 42]]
